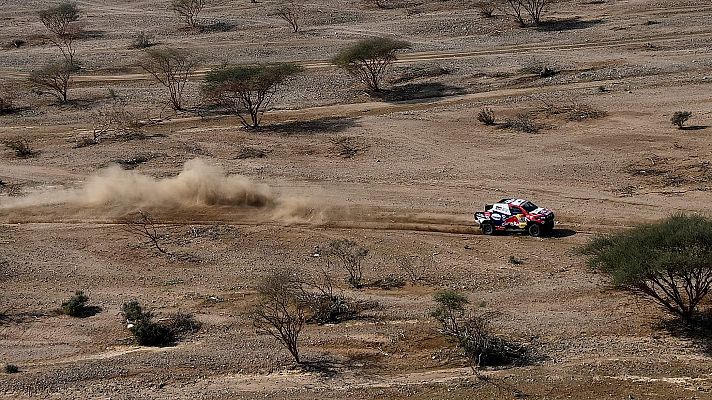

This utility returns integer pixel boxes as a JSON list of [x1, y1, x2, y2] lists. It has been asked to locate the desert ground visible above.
[[2, 0, 712, 398]]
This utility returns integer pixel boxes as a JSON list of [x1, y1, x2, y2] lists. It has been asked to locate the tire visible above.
[[528, 223, 542, 237], [481, 222, 495, 235]]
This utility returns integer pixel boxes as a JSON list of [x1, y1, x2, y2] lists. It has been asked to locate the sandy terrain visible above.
[[2, 0, 712, 398]]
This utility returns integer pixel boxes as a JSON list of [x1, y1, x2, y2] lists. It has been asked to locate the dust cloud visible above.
[[0, 159, 324, 222]]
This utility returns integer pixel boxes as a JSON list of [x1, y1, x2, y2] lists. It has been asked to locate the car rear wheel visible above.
[[481, 222, 495, 235], [528, 223, 542, 237]]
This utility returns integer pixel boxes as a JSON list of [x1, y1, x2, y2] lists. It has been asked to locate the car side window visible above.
[[510, 206, 523, 215]]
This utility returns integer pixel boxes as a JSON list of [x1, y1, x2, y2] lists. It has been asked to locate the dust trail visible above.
[[0, 159, 324, 222]]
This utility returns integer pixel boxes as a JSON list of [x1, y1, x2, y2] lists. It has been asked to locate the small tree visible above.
[[671, 111, 692, 129], [522, 0, 548, 25], [170, 0, 206, 28], [581, 214, 712, 323], [250, 268, 306, 364], [324, 239, 369, 288], [431, 290, 526, 368], [140, 47, 197, 111], [121, 210, 171, 255], [38, 2, 81, 66], [61, 291, 90, 317], [202, 63, 302, 129], [332, 37, 411, 93], [502, 0, 527, 27], [29, 61, 74, 103], [274, 0, 303, 33]]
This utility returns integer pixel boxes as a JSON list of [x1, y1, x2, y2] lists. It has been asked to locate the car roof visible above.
[[499, 198, 529, 206]]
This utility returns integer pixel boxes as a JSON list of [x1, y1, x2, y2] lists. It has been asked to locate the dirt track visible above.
[[2, 0, 712, 398]]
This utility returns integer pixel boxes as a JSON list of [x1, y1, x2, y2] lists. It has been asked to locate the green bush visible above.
[[61, 291, 89, 317]]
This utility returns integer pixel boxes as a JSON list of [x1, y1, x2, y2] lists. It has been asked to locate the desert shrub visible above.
[[542, 101, 607, 121], [369, 274, 405, 289], [140, 47, 198, 110], [203, 63, 302, 129], [81, 99, 146, 146], [581, 214, 712, 323], [120, 210, 171, 255], [477, 107, 496, 125], [431, 290, 528, 368], [61, 291, 89, 317], [130, 31, 154, 49], [295, 268, 376, 324], [324, 239, 369, 288], [170, 0, 206, 28], [4, 364, 19, 374], [122, 300, 149, 322], [165, 311, 201, 338], [250, 268, 306, 363], [332, 37, 411, 92], [333, 136, 367, 158], [121, 301, 196, 347], [0, 87, 17, 114], [131, 318, 174, 346], [500, 114, 540, 133], [477, 1, 496, 17], [397, 254, 433, 284], [671, 111, 692, 129], [29, 61, 75, 103], [235, 146, 270, 159], [508, 255, 523, 265], [4, 138, 38, 158]]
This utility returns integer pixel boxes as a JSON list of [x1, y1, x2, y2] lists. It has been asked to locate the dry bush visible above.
[[477, 108, 496, 125], [296, 269, 376, 324], [78, 100, 147, 147], [4, 137, 38, 158], [500, 113, 541, 133], [120, 210, 171, 255], [235, 146, 270, 159], [333, 137, 367, 158], [542, 101, 607, 121], [60, 291, 90, 317], [324, 239, 369, 288], [431, 290, 530, 368], [478, 1, 496, 17], [4, 364, 19, 374], [0, 87, 18, 114], [130, 32, 154, 49], [397, 254, 434, 284]]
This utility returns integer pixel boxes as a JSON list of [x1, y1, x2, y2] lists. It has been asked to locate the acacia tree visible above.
[[274, 0, 303, 33], [170, 0, 206, 28], [140, 47, 198, 110], [332, 37, 410, 93], [250, 268, 306, 364], [28, 61, 74, 103], [581, 214, 712, 323], [501, 0, 551, 26], [202, 63, 302, 129], [38, 2, 81, 66]]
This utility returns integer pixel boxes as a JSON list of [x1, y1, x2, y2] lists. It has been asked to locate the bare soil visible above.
[[2, 0, 712, 398]]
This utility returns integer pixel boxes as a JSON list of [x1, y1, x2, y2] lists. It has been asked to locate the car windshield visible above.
[[521, 202, 538, 212]]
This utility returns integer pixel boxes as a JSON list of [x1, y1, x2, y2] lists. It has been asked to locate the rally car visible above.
[[474, 198, 555, 237]]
